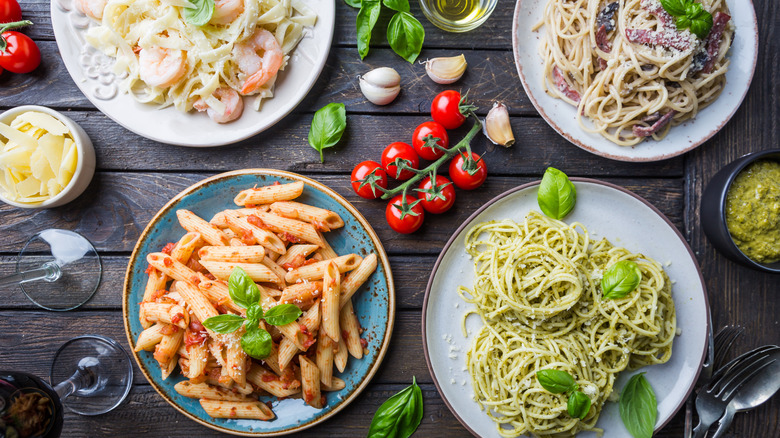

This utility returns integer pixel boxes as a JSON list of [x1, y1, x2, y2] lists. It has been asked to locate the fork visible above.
[[692, 345, 780, 438], [684, 325, 743, 438]]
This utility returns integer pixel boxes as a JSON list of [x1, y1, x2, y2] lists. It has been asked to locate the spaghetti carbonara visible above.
[[81, 0, 316, 123], [459, 211, 676, 436], [536, 0, 733, 145]]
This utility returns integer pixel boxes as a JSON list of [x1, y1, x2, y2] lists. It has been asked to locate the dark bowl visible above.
[[701, 149, 780, 273]]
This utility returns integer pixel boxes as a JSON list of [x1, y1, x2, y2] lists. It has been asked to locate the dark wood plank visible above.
[[0, 173, 684, 254], [0, 310, 431, 386], [0, 255, 435, 310], [20, 0, 515, 49]]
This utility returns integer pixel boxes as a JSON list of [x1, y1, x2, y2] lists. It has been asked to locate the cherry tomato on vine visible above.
[[381, 142, 419, 180], [417, 175, 455, 214], [350, 160, 388, 200], [0, 31, 40, 73], [385, 194, 425, 234], [1, 0, 23, 23], [431, 90, 469, 130], [449, 152, 487, 190], [412, 121, 449, 161]]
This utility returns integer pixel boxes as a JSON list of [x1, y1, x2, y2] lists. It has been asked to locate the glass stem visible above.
[[53, 365, 95, 401], [0, 261, 61, 287]]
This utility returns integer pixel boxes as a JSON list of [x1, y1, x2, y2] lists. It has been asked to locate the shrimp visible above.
[[138, 47, 187, 89], [233, 29, 283, 95], [74, 0, 107, 20], [193, 87, 244, 123], [210, 0, 244, 25]]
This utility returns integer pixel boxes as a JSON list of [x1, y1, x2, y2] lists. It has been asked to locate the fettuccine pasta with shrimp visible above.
[[81, 0, 316, 123]]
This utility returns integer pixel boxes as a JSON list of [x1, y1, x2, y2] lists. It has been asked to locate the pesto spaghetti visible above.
[[458, 211, 676, 437]]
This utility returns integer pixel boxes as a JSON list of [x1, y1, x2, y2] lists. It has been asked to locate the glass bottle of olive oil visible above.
[[419, 0, 498, 32]]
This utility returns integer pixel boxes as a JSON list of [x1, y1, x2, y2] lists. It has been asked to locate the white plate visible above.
[[423, 179, 709, 437], [511, 0, 758, 162], [50, 0, 334, 147]]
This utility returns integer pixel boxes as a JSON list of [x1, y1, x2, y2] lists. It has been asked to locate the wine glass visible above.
[[0, 335, 133, 437], [0, 229, 102, 311]]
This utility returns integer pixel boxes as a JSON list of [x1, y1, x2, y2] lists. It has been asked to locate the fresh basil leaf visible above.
[[383, 0, 410, 13], [344, 0, 362, 8], [601, 260, 642, 300], [263, 304, 303, 326], [308, 103, 347, 163], [536, 370, 578, 394], [676, 14, 691, 30], [228, 266, 260, 310], [688, 7, 713, 38], [241, 324, 273, 359], [357, 0, 381, 59], [659, 0, 687, 17], [619, 373, 657, 438], [182, 0, 214, 26], [202, 314, 245, 334], [246, 303, 263, 325], [387, 11, 425, 63], [368, 376, 424, 438], [537, 167, 577, 219], [567, 390, 592, 420]]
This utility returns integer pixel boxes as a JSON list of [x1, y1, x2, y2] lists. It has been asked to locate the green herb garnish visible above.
[[601, 260, 643, 300], [660, 0, 713, 38], [356, 0, 381, 59], [308, 103, 347, 163], [202, 267, 302, 359], [567, 390, 592, 420], [182, 0, 215, 26], [347, 0, 425, 63], [537, 167, 577, 219], [619, 373, 657, 438], [536, 370, 595, 421], [368, 377, 424, 438]]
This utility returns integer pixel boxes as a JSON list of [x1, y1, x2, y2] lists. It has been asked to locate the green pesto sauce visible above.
[[725, 160, 780, 264]]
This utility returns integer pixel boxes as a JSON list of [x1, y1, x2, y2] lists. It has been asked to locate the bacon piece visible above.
[[633, 111, 676, 137], [625, 28, 692, 51], [552, 66, 581, 103], [701, 12, 731, 74], [640, 0, 676, 27], [596, 25, 612, 53]]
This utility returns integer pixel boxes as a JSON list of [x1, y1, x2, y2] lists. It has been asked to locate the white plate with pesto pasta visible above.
[[422, 178, 709, 437], [50, 0, 334, 147], [512, 0, 757, 161]]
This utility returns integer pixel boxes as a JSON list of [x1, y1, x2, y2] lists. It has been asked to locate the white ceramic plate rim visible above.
[[511, 0, 758, 162], [423, 178, 710, 437], [50, 0, 334, 147]]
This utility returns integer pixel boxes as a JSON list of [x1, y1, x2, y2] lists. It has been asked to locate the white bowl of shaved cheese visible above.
[[0, 105, 95, 208]]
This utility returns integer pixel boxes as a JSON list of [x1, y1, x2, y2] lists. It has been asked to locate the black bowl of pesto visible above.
[[701, 149, 780, 273]]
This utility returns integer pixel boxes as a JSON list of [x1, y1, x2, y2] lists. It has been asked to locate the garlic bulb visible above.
[[484, 102, 515, 147], [424, 54, 467, 84], [359, 67, 401, 106]]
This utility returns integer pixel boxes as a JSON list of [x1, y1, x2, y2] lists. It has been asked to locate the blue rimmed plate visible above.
[[123, 169, 394, 436]]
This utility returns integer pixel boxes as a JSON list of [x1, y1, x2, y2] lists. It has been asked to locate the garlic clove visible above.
[[424, 54, 467, 84], [484, 102, 515, 147], [360, 67, 401, 105]]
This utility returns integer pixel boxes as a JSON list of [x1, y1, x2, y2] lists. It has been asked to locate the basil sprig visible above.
[[368, 377, 423, 438], [538, 167, 577, 219], [619, 373, 657, 438], [659, 0, 713, 38], [202, 267, 302, 359], [308, 103, 347, 163], [601, 260, 642, 300], [348, 0, 425, 63], [536, 370, 593, 420], [182, 0, 215, 26]]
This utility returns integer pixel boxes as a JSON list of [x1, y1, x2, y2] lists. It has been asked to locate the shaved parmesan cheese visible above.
[[0, 111, 77, 203]]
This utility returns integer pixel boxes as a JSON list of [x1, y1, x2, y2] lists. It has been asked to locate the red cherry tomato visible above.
[[350, 160, 388, 200], [381, 142, 419, 180], [449, 152, 487, 190], [0, 31, 40, 73], [1, 0, 23, 23], [412, 121, 449, 161], [385, 194, 425, 234], [431, 90, 467, 130], [417, 175, 455, 214]]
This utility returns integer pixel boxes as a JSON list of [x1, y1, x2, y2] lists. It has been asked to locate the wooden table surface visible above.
[[1, 0, 779, 436]]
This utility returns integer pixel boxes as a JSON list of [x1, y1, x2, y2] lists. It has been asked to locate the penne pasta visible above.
[[275, 244, 319, 268], [299, 355, 323, 409], [135, 323, 167, 352], [246, 366, 301, 398], [340, 299, 363, 359], [247, 211, 324, 247], [261, 256, 288, 286], [316, 329, 334, 387], [199, 245, 265, 263], [269, 201, 344, 231], [315, 230, 338, 260], [223, 210, 287, 254], [279, 282, 322, 308], [154, 328, 184, 379], [147, 253, 200, 285], [177, 210, 229, 246], [174, 381, 249, 402], [142, 268, 167, 304], [322, 376, 346, 392], [285, 254, 362, 284], [339, 253, 378, 308], [199, 260, 281, 284], [196, 274, 244, 315], [334, 337, 348, 373], [199, 399, 275, 420], [234, 181, 304, 206], [171, 232, 203, 265], [175, 281, 219, 330], [140, 301, 188, 329], [321, 262, 340, 343]]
